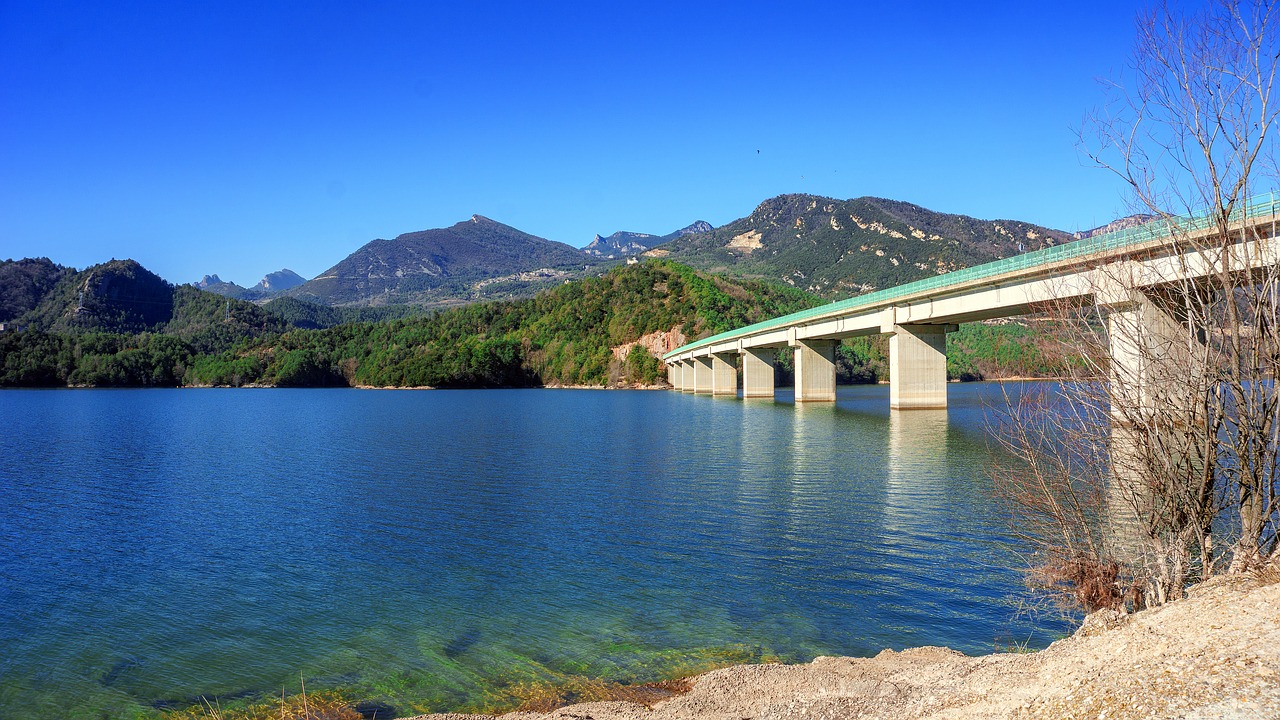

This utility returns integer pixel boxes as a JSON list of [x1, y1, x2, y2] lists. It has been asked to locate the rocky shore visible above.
[[411, 570, 1279, 720]]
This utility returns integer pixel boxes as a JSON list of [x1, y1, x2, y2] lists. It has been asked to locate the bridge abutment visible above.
[[711, 352, 738, 396], [741, 348, 776, 399], [886, 323, 954, 410], [791, 338, 836, 402]]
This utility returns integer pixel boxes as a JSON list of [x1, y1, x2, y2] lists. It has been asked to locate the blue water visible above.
[[0, 385, 1064, 718]]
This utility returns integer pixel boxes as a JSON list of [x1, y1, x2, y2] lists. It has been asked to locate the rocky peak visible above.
[[749, 194, 836, 222], [1076, 214, 1158, 239], [254, 269, 305, 292], [675, 220, 714, 237]]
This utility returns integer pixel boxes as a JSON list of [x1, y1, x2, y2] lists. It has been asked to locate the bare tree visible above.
[[995, 0, 1280, 614]]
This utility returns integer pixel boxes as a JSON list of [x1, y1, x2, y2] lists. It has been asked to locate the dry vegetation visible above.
[[993, 0, 1280, 614]]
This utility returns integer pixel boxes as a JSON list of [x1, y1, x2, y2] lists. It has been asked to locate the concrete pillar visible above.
[[1097, 284, 1209, 567], [667, 362, 682, 391], [1107, 305, 1145, 418], [791, 338, 836, 403], [1102, 290, 1203, 423], [692, 356, 713, 394], [711, 352, 737, 396], [680, 360, 695, 393], [741, 348, 776, 399], [887, 324, 951, 410]]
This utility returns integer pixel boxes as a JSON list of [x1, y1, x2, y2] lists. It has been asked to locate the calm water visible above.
[[0, 385, 1064, 718]]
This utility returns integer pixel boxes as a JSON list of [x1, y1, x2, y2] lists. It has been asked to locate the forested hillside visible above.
[[191, 260, 820, 387], [261, 297, 423, 329], [0, 256, 1066, 389], [0, 261, 820, 388], [0, 258, 69, 322], [1, 258, 288, 348]]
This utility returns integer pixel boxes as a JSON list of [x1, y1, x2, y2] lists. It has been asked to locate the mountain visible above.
[[6, 258, 285, 349], [583, 231, 664, 258], [0, 257, 69, 323], [668, 220, 715, 239], [1076, 214, 1158, 239], [194, 269, 308, 301], [24, 259, 180, 333], [583, 221, 715, 259], [195, 274, 249, 299], [253, 269, 305, 293], [288, 215, 594, 306], [648, 194, 1075, 298]]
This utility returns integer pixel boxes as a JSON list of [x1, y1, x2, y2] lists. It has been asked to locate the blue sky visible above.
[[1, 1, 1147, 285]]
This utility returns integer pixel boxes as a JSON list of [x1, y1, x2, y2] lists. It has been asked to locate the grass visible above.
[[164, 676, 362, 720], [993, 634, 1038, 654], [1249, 558, 1280, 586]]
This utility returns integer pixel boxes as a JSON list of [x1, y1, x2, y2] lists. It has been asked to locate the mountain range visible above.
[[9, 193, 1124, 317], [263, 194, 1083, 307], [0, 194, 1148, 392], [647, 194, 1076, 297], [582, 220, 715, 259], [194, 269, 306, 301]]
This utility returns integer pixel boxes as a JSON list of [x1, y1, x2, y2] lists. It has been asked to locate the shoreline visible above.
[[8, 376, 1064, 391], [407, 571, 1280, 720]]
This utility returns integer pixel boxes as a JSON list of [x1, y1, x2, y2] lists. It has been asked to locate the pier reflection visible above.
[[882, 409, 950, 549], [789, 402, 839, 485], [731, 399, 780, 539], [783, 402, 840, 549]]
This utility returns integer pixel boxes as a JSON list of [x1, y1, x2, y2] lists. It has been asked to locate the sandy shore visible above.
[[410, 569, 1280, 720]]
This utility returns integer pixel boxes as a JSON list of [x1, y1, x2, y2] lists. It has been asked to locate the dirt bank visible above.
[[410, 570, 1280, 720]]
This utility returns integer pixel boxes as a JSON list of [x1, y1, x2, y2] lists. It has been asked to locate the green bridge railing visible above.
[[665, 192, 1280, 360]]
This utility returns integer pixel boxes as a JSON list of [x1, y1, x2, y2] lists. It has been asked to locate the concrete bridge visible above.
[[663, 195, 1280, 409]]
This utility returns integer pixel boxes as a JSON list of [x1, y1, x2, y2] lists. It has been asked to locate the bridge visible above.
[[662, 194, 1280, 409]]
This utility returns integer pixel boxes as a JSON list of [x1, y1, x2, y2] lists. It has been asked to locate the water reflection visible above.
[[785, 402, 840, 542], [883, 409, 950, 548], [733, 400, 776, 535], [1107, 424, 1148, 564]]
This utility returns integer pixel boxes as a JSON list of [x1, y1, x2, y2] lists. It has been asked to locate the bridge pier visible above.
[[679, 360, 695, 392], [1100, 289, 1208, 567], [667, 361, 683, 391], [741, 348, 776, 399], [692, 356, 713, 394], [886, 322, 955, 410], [791, 338, 836, 402], [1099, 288, 1205, 422], [711, 352, 738, 396]]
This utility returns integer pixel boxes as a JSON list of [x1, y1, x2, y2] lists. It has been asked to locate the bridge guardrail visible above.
[[664, 192, 1279, 360]]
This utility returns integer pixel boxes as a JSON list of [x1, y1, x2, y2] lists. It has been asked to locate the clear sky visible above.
[[1, 0, 1147, 286]]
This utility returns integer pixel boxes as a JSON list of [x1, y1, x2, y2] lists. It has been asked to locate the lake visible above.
[[0, 385, 1065, 718]]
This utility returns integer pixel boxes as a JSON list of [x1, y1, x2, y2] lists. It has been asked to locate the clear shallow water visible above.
[[0, 385, 1064, 718]]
